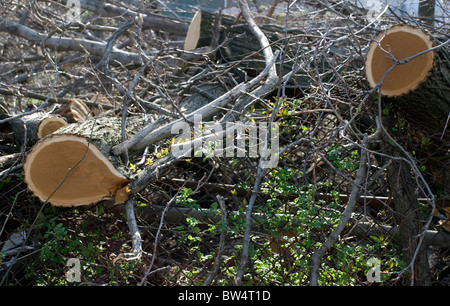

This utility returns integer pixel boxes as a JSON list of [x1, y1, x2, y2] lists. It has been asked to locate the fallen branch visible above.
[[157, 178, 449, 209], [235, 0, 278, 286], [0, 153, 21, 170], [309, 136, 369, 286], [113, 203, 450, 249], [0, 18, 142, 66], [124, 198, 142, 260], [59, 0, 188, 36], [111, 49, 280, 155], [0, 88, 113, 110], [204, 195, 228, 286], [7, 112, 67, 146]]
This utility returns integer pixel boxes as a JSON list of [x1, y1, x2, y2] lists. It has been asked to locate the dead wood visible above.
[[0, 153, 21, 170], [55, 98, 93, 123], [386, 156, 433, 285], [59, 0, 189, 36], [197, 10, 312, 87], [7, 112, 67, 146], [110, 203, 450, 249], [22, 116, 150, 206], [365, 25, 450, 127], [0, 18, 143, 66]]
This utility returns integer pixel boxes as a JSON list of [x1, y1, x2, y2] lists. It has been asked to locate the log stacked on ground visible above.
[[365, 25, 450, 127], [23, 116, 150, 207], [56, 98, 93, 123], [8, 112, 68, 146], [197, 11, 312, 87]]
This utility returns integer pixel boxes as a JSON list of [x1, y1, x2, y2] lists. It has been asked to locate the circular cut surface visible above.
[[365, 25, 434, 96], [24, 135, 129, 206], [37, 116, 68, 139]]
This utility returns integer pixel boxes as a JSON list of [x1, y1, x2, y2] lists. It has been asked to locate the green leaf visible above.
[[388, 138, 397, 147], [370, 235, 381, 243]]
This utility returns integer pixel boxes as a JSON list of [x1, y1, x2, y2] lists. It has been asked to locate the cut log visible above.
[[197, 11, 312, 87], [23, 134, 130, 207], [8, 112, 68, 146], [365, 25, 450, 126], [36, 116, 68, 139], [112, 203, 450, 249], [23, 116, 150, 207], [184, 11, 202, 51], [365, 25, 435, 96], [56, 98, 93, 123]]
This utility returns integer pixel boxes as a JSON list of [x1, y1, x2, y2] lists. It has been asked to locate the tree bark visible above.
[[59, 0, 188, 36], [55, 98, 93, 123], [197, 11, 312, 87], [0, 18, 142, 66], [112, 203, 450, 249], [365, 25, 450, 128], [0, 153, 21, 170], [7, 112, 67, 146], [386, 158, 432, 286], [23, 115, 152, 207]]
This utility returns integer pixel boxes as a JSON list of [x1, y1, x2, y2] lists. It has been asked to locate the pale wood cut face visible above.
[[184, 11, 201, 51], [366, 26, 434, 97], [24, 135, 129, 206], [37, 117, 67, 139]]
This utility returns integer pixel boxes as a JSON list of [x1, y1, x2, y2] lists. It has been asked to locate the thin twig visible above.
[[234, 0, 279, 286], [139, 169, 215, 286], [309, 136, 369, 286], [204, 195, 228, 286]]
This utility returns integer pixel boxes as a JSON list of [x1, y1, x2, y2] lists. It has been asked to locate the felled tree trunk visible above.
[[418, 0, 435, 26], [0, 153, 21, 170], [365, 25, 450, 128], [60, 0, 188, 36], [8, 112, 68, 146], [366, 24, 445, 285], [386, 158, 432, 286], [196, 11, 312, 87], [55, 98, 93, 123], [23, 115, 151, 207]]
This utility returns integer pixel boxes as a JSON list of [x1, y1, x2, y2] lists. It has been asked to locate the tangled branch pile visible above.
[[0, 0, 449, 286]]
